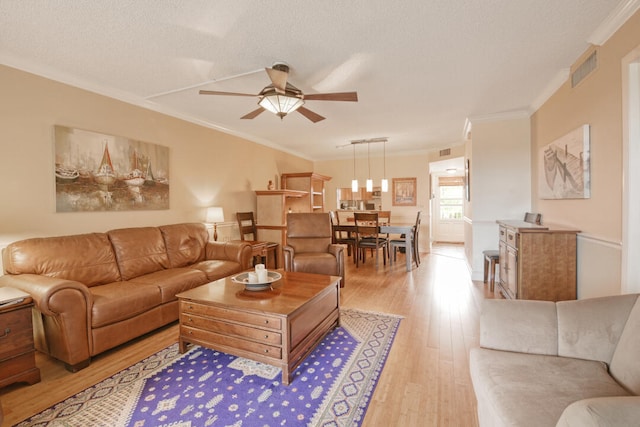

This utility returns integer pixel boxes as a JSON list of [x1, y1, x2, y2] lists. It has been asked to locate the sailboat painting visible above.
[[54, 126, 170, 212], [539, 125, 591, 199]]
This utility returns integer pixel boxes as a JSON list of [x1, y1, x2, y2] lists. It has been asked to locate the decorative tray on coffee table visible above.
[[231, 271, 282, 291]]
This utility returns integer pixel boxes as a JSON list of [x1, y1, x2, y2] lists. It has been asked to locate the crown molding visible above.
[[466, 110, 530, 124], [588, 0, 640, 45]]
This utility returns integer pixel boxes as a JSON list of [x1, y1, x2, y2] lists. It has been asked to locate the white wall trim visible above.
[[588, 0, 640, 46], [577, 233, 622, 250], [466, 110, 530, 124]]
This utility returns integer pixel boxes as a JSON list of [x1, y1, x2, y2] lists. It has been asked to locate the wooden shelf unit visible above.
[[0, 298, 41, 388], [497, 220, 579, 301], [280, 172, 331, 212]]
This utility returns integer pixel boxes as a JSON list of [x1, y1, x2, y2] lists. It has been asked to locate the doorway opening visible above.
[[429, 157, 465, 245]]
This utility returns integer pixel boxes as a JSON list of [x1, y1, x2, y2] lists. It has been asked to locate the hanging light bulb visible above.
[[381, 139, 389, 192], [366, 143, 373, 192], [351, 144, 359, 192]]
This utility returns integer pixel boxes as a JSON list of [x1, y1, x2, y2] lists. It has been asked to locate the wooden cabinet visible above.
[[0, 298, 41, 388], [280, 172, 331, 212], [497, 220, 579, 301]]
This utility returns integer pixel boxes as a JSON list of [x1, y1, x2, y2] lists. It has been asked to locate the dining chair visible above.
[[235, 211, 279, 268], [329, 211, 356, 262], [389, 211, 421, 267], [353, 212, 389, 268], [524, 212, 542, 225]]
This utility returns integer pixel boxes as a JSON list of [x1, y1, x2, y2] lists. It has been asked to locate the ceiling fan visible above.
[[198, 62, 358, 123]]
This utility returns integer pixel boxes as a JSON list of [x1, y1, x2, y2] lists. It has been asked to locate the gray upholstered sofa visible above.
[[470, 294, 640, 426]]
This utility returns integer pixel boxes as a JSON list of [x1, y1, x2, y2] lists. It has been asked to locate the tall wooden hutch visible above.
[[255, 173, 331, 265]]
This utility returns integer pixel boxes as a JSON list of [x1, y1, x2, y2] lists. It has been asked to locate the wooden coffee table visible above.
[[176, 270, 341, 384]]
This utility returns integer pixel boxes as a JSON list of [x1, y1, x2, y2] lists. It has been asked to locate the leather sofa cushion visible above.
[[90, 281, 162, 328], [2, 233, 121, 286], [160, 223, 207, 268], [129, 268, 207, 303], [191, 259, 245, 281], [291, 253, 339, 276], [286, 213, 332, 253], [107, 227, 169, 280]]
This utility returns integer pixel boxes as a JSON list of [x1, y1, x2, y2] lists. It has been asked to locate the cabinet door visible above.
[[498, 241, 508, 288], [506, 246, 518, 298]]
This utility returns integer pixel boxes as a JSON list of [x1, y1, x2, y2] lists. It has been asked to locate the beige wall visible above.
[[531, 10, 640, 297], [467, 116, 532, 280], [0, 65, 311, 257]]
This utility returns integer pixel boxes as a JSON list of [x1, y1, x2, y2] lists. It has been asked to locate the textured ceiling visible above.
[[0, 0, 630, 160]]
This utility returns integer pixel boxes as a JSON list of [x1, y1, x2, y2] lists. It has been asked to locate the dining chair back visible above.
[[329, 211, 356, 261], [353, 212, 389, 268], [235, 211, 279, 268], [390, 210, 421, 267]]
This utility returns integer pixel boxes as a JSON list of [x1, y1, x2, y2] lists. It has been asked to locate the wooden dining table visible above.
[[332, 223, 416, 272]]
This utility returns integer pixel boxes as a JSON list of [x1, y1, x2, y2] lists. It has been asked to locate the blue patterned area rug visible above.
[[17, 308, 401, 427]]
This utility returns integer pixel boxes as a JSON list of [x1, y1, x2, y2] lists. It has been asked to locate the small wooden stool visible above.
[[483, 250, 500, 292]]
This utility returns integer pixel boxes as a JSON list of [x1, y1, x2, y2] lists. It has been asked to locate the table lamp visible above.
[[206, 207, 224, 241]]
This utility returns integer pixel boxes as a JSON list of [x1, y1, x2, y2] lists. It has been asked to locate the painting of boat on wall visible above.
[[539, 125, 591, 199], [54, 126, 170, 212]]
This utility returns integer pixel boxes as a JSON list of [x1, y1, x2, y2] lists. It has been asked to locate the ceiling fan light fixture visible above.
[[259, 91, 304, 118]]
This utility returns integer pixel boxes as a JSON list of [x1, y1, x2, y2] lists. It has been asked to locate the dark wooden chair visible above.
[[235, 211, 279, 268], [524, 212, 542, 225], [329, 211, 356, 262], [354, 212, 389, 268]]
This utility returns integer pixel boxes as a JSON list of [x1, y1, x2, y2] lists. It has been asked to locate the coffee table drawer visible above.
[[181, 301, 282, 330], [181, 313, 282, 345], [182, 325, 283, 360]]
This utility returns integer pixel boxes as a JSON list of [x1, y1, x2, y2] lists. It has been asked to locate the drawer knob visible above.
[[264, 350, 269, 353], [264, 320, 269, 324], [0, 327, 10, 339], [264, 335, 269, 339]]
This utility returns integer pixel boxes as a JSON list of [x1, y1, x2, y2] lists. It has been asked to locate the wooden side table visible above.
[[0, 291, 41, 388]]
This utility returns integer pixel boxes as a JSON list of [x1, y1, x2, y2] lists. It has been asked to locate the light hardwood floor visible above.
[[0, 243, 498, 426]]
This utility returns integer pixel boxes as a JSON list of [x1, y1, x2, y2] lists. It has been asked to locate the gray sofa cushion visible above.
[[610, 298, 640, 395], [557, 294, 638, 364], [470, 348, 630, 427]]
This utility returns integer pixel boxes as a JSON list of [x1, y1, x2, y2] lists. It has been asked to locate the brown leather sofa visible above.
[[283, 213, 345, 287], [0, 223, 252, 371]]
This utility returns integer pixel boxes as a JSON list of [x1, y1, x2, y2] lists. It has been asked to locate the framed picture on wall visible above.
[[392, 177, 417, 206], [538, 124, 591, 199]]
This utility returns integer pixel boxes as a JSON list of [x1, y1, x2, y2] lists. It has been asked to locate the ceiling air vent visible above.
[[571, 50, 597, 88], [439, 148, 451, 157]]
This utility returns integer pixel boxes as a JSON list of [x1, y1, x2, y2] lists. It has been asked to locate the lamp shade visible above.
[[351, 179, 359, 192], [205, 206, 224, 223], [381, 178, 389, 192], [258, 91, 304, 118]]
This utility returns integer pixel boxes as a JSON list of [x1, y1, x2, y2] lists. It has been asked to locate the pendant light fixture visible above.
[[366, 143, 373, 192], [381, 139, 389, 192], [351, 144, 359, 192]]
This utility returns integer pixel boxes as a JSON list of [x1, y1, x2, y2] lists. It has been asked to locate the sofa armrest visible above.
[[205, 241, 252, 269], [0, 273, 93, 367], [480, 299, 558, 356], [556, 396, 640, 427]]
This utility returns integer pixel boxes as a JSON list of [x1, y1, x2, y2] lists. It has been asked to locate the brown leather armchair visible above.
[[283, 213, 345, 287]]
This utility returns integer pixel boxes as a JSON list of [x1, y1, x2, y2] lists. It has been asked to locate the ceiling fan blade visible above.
[[240, 107, 266, 120], [265, 67, 288, 93], [199, 90, 257, 97], [304, 92, 358, 102], [297, 106, 325, 123]]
